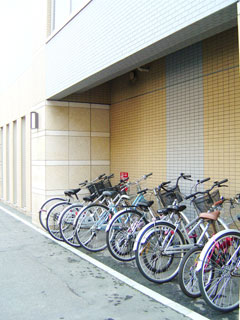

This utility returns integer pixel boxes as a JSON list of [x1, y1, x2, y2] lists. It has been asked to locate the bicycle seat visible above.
[[199, 210, 220, 221], [157, 204, 186, 215], [102, 190, 118, 198], [64, 188, 81, 197], [137, 200, 154, 209], [83, 193, 97, 202]]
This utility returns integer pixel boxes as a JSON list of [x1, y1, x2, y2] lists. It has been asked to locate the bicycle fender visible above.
[[133, 220, 156, 251], [195, 229, 239, 272]]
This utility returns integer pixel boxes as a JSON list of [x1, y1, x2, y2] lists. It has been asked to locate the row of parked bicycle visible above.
[[39, 172, 240, 313]]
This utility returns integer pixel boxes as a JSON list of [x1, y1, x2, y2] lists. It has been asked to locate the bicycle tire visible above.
[[178, 246, 203, 298], [135, 220, 185, 283], [39, 197, 65, 230], [46, 201, 70, 241], [59, 204, 83, 247], [198, 229, 240, 312], [75, 204, 110, 252], [106, 209, 148, 262]]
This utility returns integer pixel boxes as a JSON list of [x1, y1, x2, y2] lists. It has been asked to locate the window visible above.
[[51, 0, 90, 32]]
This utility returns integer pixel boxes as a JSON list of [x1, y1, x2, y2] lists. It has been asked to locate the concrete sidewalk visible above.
[[0, 205, 196, 320], [0, 203, 238, 320]]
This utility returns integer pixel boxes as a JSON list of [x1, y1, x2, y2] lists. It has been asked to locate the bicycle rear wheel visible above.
[[59, 204, 83, 247], [46, 201, 70, 241], [135, 221, 185, 283], [198, 230, 240, 312], [75, 204, 110, 252], [39, 197, 65, 230], [106, 210, 147, 262]]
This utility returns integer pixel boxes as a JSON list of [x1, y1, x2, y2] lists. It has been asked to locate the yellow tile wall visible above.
[[203, 27, 240, 197], [110, 59, 166, 188]]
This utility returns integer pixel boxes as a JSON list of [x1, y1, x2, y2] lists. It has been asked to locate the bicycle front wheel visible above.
[[46, 201, 70, 241], [106, 210, 147, 262], [59, 204, 83, 247], [179, 246, 203, 298], [75, 204, 110, 252], [135, 221, 185, 283], [198, 230, 240, 312]]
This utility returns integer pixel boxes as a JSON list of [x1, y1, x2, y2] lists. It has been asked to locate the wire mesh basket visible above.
[[103, 179, 112, 189], [87, 181, 105, 196], [193, 190, 220, 213], [158, 186, 183, 207], [210, 189, 220, 203]]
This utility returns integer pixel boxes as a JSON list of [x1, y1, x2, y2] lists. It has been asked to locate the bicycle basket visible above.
[[210, 189, 220, 204], [87, 184, 96, 195], [158, 186, 183, 207], [87, 181, 105, 196], [94, 181, 105, 195], [103, 179, 112, 189], [193, 194, 213, 213]]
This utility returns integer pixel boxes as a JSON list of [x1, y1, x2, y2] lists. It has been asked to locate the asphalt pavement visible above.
[[0, 202, 239, 320]]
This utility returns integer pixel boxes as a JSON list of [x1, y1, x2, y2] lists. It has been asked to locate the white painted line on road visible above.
[[1, 205, 209, 320]]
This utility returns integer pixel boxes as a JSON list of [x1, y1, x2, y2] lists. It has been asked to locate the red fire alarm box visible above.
[[120, 172, 128, 180]]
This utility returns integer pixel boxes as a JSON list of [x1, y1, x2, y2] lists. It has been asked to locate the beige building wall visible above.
[[110, 59, 167, 189], [110, 27, 240, 205], [31, 101, 110, 225], [0, 1, 48, 214], [203, 28, 240, 197]]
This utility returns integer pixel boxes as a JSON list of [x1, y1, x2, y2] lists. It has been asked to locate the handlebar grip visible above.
[[137, 188, 148, 194], [145, 173, 153, 178], [98, 173, 106, 180], [107, 173, 114, 179], [181, 173, 191, 179], [79, 180, 88, 186], [217, 178, 228, 186], [200, 177, 210, 183], [162, 181, 171, 186]]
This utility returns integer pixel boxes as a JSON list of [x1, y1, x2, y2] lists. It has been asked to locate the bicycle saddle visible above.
[[199, 210, 220, 221], [83, 193, 97, 202], [64, 188, 81, 197], [102, 190, 118, 198], [157, 204, 186, 215], [137, 200, 154, 209]]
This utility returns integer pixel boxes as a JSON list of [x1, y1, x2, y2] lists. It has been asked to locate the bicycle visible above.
[[178, 181, 233, 298], [134, 179, 229, 284], [58, 175, 128, 247], [196, 223, 240, 312], [46, 174, 109, 241], [38, 179, 89, 230], [74, 173, 153, 252], [106, 173, 191, 262]]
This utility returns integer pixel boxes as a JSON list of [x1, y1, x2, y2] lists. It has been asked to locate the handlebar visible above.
[[159, 173, 192, 193], [144, 172, 153, 179], [98, 173, 106, 180], [197, 177, 210, 184], [129, 173, 153, 185], [181, 173, 192, 181], [185, 179, 228, 200], [104, 173, 114, 180], [137, 188, 148, 195], [79, 180, 88, 187]]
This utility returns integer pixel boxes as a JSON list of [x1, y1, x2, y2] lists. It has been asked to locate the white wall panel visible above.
[[46, 0, 237, 99]]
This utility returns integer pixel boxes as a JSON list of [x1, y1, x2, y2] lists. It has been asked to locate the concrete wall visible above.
[[31, 101, 110, 225]]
